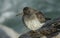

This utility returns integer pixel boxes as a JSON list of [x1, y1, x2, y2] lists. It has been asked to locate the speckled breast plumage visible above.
[[24, 14, 45, 30]]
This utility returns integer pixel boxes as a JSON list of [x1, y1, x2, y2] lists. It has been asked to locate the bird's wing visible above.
[[37, 17, 60, 35], [35, 11, 51, 22]]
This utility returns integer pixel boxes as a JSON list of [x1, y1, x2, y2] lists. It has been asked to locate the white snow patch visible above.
[[0, 25, 20, 38]]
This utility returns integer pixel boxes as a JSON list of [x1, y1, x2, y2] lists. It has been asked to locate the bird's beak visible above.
[[16, 13, 23, 16]]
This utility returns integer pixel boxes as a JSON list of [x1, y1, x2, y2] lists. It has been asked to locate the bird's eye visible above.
[[27, 10, 30, 14], [28, 11, 30, 13]]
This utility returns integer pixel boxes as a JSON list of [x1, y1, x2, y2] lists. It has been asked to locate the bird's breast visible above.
[[24, 17, 45, 30]]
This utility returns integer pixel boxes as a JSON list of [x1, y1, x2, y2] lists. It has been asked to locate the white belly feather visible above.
[[24, 17, 45, 30]]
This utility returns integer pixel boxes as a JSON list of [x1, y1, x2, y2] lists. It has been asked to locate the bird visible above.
[[16, 7, 51, 31], [17, 7, 60, 38]]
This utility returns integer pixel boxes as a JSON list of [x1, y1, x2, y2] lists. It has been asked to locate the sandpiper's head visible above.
[[16, 7, 51, 21], [16, 7, 44, 16], [23, 7, 39, 15]]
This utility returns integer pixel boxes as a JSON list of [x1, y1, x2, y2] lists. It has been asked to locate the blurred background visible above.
[[0, 0, 60, 34]]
